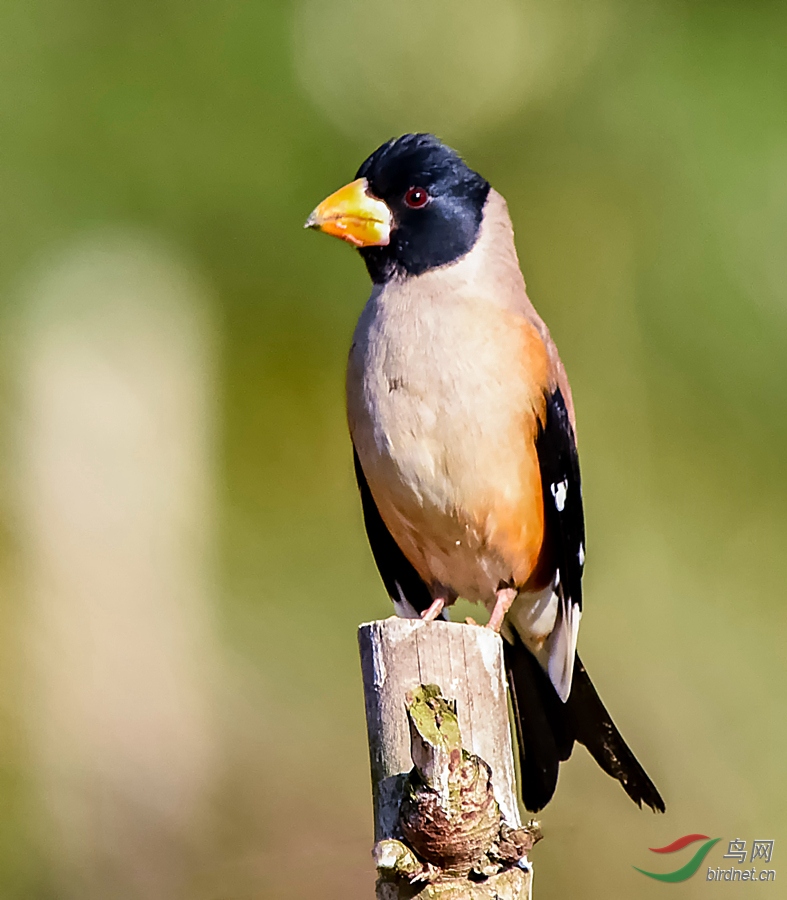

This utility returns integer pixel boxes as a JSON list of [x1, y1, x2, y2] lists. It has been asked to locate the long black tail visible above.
[[504, 635, 665, 813]]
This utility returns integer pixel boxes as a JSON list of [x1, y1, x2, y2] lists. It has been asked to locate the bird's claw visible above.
[[420, 596, 446, 622]]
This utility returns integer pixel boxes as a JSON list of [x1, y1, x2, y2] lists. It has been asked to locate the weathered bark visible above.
[[359, 618, 539, 899]]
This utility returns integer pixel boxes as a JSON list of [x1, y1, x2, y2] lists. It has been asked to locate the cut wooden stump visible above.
[[359, 618, 540, 899]]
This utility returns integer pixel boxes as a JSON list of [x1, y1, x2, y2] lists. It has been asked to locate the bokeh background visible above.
[[0, 1, 784, 897]]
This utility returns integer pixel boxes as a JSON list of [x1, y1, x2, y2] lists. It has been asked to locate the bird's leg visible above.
[[420, 595, 446, 622], [487, 587, 517, 632]]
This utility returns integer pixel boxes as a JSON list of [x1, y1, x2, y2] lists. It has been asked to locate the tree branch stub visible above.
[[358, 618, 540, 899]]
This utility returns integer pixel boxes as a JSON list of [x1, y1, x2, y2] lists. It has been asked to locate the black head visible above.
[[355, 134, 490, 284]]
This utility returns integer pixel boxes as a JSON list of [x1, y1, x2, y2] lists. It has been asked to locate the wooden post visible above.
[[359, 618, 539, 899]]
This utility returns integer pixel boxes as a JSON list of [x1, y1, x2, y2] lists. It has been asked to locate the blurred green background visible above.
[[0, 1, 785, 897]]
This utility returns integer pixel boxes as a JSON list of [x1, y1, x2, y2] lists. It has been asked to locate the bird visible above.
[[305, 133, 664, 814]]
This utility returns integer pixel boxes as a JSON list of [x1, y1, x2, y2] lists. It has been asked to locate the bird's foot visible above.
[[465, 616, 479, 626], [420, 596, 446, 622], [487, 587, 517, 632]]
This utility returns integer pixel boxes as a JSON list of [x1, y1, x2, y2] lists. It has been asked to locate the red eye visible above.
[[404, 186, 429, 209]]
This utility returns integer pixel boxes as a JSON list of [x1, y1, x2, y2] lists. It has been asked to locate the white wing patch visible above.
[[546, 588, 581, 702], [551, 479, 568, 512]]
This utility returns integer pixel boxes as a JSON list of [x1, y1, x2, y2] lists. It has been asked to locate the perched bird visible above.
[[306, 133, 664, 813]]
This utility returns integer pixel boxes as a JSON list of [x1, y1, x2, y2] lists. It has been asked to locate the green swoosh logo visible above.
[[634, 838, 721, 882]]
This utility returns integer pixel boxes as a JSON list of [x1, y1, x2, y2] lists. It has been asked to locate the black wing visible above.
[[535, 387, 585, 611], [506, 387, 664, 813], [352, 445, 434, 616]]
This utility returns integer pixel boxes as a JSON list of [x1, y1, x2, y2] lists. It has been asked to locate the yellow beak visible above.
[[305, 178, 392, 248]]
